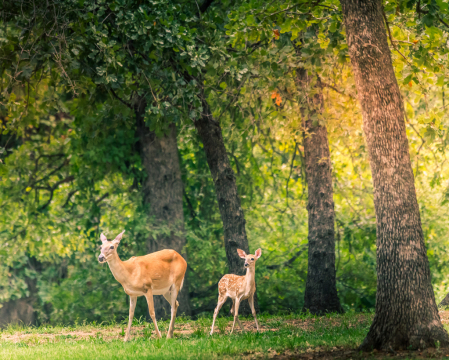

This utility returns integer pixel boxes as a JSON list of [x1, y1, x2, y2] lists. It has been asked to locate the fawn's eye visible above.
[[110, 246, 114, 250], [251, 258, 254, 260]]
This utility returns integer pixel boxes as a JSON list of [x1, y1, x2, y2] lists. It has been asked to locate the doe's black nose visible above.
[[98, 255, 105, 262]]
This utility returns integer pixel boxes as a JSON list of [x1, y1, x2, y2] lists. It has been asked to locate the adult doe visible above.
[[98, 230, 187, 341], [210, 248, 261, 335]]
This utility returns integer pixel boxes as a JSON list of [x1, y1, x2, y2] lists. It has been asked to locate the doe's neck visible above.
[[107, 252, 128, 284]]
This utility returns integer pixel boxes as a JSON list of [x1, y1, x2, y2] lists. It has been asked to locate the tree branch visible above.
[[320, 81, 355, 99], [62, 189, 78, 208], [38, 176, 75, 211], [266, 244, 307, 270], [199, 0, 215, 13], [109, 88, 133, 110], [416, 1, 449, 28], [95, 192, 110, 205], [382, 9, 410, 64], [28, 158, 68, 190], [216, 75, 249, 123]]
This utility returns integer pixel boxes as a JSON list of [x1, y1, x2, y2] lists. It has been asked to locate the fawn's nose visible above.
[[98, 255, 105, 263], [244, 262, 249, 267]]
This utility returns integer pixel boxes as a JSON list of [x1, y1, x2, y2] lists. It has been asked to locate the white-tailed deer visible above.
[[210, 248, 261, 335], [98, 230, 187, 341]]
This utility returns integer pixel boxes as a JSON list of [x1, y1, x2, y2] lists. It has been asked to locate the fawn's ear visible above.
[[100, 233, 107, 243], [237, 249, 247, 259], [255, 248, 262, 259], [113, 230, 125, 244]]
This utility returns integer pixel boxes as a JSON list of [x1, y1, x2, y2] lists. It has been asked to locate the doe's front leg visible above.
[[124, 296, 137, 342]]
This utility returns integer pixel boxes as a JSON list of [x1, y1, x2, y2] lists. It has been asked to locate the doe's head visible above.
[[98, 230, 125, 263], [237, 248, 262, 268]]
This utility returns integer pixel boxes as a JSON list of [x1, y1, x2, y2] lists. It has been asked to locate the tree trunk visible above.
[[0, 298, 35, 328], [194, 97, 257, 314], [136, 103, 191, 319], [340, 0, 448, 350], [297, 69, 344, 315]]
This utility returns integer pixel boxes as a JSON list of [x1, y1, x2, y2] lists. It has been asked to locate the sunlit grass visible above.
[[6, 311, 449, 359], [0, 312, 376, 359]]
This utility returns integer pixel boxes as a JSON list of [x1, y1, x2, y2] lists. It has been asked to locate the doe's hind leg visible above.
[[145, 290, 162, 339], [164, 285, 180, 339]]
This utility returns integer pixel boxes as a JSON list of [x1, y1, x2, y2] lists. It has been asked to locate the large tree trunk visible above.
[[136, 103, 191, 319], [194, 97, 257, 313], [297, 70, 344, 315], [0, 298, 35, 328], [340, 0, 448, 350]]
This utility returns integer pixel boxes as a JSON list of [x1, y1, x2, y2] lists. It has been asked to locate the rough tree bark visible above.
[[0, 268, 38, 328], [135, 101, 191, 319], [194, 96, 257, 313], [0, 299, 35, 328], [340, 0, 449, 350], [297, 69, 344, 315]]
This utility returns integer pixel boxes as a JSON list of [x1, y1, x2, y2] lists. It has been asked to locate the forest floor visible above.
[[2, 311, 449, 359]]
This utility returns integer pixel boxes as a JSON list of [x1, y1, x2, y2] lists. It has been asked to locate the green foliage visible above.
[[2, 0, 449, 325]]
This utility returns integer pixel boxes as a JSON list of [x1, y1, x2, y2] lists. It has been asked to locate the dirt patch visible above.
[[0, 314, 372, 345], [2, 311, 446, 352], [0, 319, 284, 345]]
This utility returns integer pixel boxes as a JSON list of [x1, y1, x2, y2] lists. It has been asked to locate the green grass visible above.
[[0, 312, 374, 359]]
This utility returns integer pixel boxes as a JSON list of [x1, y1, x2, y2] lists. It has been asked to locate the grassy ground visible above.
[[2, 311, 449, 359]]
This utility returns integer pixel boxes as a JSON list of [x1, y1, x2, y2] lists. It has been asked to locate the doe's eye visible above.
[[110, 246, 114, 250], [251, 258, 254, 260]]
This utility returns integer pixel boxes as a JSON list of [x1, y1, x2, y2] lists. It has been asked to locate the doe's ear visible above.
[[255, 248, 262, 259], [237, 249, 247, 259], [113, 230, 125, 244], [100, 233, 107, 243]]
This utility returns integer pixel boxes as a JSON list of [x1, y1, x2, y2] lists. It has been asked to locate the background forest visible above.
[[1, 0, 449, 327]]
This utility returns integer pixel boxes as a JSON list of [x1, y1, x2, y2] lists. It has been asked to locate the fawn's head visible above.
[[237, 248, 262, 268], [98, 230, 125, 263]]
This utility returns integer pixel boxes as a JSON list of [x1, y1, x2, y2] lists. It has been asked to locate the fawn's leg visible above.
[[230, 298, 241, 334], [124, 296, 137, 342], [237, 316, 245, 331], [232, 300, 245, 331], [164, 285, 179, 339], [249, 294, 260, 331], [145, 290, 162, 338], [210, 295, 227, 335]]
